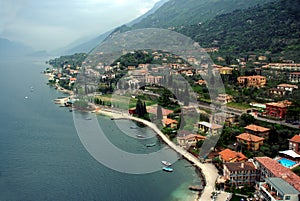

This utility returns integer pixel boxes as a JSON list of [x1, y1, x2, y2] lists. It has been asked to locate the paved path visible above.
[[97, 109, 220, 201]]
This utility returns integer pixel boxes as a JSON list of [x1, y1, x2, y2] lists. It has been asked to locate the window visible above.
[[285, 196, 290, 200]]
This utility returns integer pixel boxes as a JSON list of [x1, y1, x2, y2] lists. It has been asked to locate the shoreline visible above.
[[95, 108, 219, 201]]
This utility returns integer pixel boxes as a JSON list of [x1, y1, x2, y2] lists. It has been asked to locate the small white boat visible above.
[[161, 161, 172, 166], [136, 134, 145, 138]]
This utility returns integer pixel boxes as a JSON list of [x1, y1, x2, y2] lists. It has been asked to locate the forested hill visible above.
[[132, 0, 274, 29], [175, 0, 300, 61]]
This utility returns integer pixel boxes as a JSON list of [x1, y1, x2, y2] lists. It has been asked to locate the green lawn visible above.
[[95, 94, 157, 110], [226, 102, 252, 110]]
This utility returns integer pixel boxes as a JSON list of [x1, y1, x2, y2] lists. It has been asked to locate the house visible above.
[[127, 66, 136, 70], [264, 100, 292, 119], [218, 148, 248, 163], [223, 161, 259, 187], [262, 63, 300, 71], [236, 133, 264, 151], [244, 124, 270, 138], [259, 177, 300, 201], [277, 84, 298, 92], [162, 118, 178, 129], [218, 67, 233, 75], [237, 75, 267, 87], [196, 121, 223, 136], [145, 75, 163, 84], [177, 134, 206, 149], [254, 156, 300, 192], [289, 134, 300, 154], [216, 94, 233, 104], [195, 80, 207, 85], [289, 72, 300, 83], [147, 106, 174, 119], [212, 112, 235, 126], [269, 88, 286, 97]]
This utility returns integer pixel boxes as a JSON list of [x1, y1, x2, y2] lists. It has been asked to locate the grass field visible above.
[[226, 102, 252, 110], [95, 94, 157, 109]]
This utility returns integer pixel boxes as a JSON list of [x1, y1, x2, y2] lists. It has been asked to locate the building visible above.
[[259, 177, 300, 201], [269, 88, 286, 97], [265, 100, 292, 119], [213, 112, 235, 126], [177, 134, 206, 149], [162, 118, 178, 129], [216, 94, 233, 104], [218, 67, 233, 75], [254, 157, 300, 191], [244, 124, 270, 138], [289, 72, 300, 83], [218, 148, 248, 163], [236, 133, 264, 151], [237, 75, 267, 87], [145, 75, 163, 84], [223, 161, 259, 187], [196, 121, 223, 136], [289, 134, 300, 154], [277, 84, 298, 92], [262, 63, 300, 71], [147, 106, 174, 119]]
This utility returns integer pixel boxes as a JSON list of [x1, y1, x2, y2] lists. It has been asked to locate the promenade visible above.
[[96, 109, 220, 201]]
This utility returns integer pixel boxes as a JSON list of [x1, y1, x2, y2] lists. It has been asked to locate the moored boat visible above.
[[161, 160, 172, 166], [146, 143, 156, 147], [162, 166, 173, 172]]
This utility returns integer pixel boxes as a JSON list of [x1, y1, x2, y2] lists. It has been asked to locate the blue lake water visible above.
[[0, 57, 200, 201]]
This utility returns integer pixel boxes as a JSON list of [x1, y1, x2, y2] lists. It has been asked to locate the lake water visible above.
[[0, 57, 201, 201]]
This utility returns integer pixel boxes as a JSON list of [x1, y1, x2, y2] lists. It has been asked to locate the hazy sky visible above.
[[0, 0, 160, 51]]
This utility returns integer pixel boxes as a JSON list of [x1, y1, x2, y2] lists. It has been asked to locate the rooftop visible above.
[[219, 148, 247, 162], [244, 124, 270, 133], [290, 134, 300, 143], [255, 156, 300, 191], [265, 177, 299, 195], [198, 121, 223, 129], [162, 118, 178, 125], [224, 161, 256, 171], [266, 100, 293, 108], [177, 134, 206, 141], [236, 133, 265, 142]]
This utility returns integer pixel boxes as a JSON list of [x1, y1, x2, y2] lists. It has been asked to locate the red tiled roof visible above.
[[266, 100, 293, 108], [147, 106, 174, 116], [245, 124, 270, 132], [162, 118, 178, 125], [177, 134, 206, 141], [236, 133, 264, 142], [290, 135, 300, 143], [219, 148, 248, 162], [224, 161, 256, 171], [255, 156, 300, 191]]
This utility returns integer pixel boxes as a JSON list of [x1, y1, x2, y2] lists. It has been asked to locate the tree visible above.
[[157, 104, 163, 120], [239, 113, 255, 127]]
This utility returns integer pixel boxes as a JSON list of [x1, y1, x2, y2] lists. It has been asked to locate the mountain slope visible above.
[[0, 38, 33, 57], [63, 0, 169, 54], [132, 0, 274, 29], [175, 0, 300, 61]]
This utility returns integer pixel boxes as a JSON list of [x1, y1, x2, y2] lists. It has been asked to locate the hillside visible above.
[[62, 0, 169, 54], [175, 0, 300, 61], [132, 0, 274, 29], [0, 38, 33, 57]]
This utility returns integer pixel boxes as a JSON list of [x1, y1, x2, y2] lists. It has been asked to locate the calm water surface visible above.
[[0, 57, 200, 201]]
